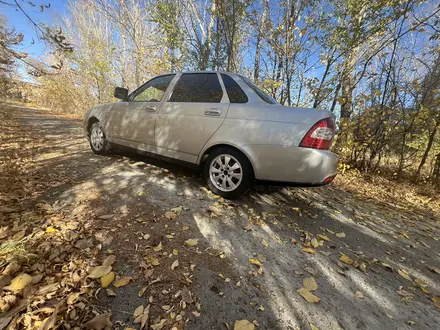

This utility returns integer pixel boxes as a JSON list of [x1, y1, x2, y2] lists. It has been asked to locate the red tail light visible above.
[[299, 117, 335, 150]]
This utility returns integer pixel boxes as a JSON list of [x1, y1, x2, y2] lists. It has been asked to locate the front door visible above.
[[110, 74, 176, 150], [155, 73, 229, 163]]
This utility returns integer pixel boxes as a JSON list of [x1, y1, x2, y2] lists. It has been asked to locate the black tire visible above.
[[88, 121, 111, 155], [204, 147, 253, 199]]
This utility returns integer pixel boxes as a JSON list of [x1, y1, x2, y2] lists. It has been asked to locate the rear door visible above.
[[155, 73, 229, 163]]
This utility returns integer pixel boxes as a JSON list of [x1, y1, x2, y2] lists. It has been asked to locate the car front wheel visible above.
[[204, 147, 253, 199], [89, 122, 111, 155]]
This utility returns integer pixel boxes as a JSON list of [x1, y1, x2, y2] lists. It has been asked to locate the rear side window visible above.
[[240, 75, 278, 104], [169, 73, 223, 103], [221, 74, 248, 103]]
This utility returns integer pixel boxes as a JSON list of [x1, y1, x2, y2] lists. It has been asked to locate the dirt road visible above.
[[1, 104, 439, 330]]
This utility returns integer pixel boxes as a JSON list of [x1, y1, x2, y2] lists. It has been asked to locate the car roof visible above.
[[158, 70, 238, 76]]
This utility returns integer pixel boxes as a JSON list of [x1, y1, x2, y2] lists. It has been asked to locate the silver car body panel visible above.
[[84, 71, 339, 184]]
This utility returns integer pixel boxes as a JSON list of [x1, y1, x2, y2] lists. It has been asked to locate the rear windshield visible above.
[[239, 76, 278, 104]]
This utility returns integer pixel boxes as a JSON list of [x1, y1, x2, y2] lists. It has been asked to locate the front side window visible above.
[[221, 73, 248, 103], [240, 75, 278, 104], [131, 74, 175, 102], [169, 73, 223, 103]]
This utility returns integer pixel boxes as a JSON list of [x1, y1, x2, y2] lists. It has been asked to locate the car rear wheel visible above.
[[204, 147, 253, 199], [89, 122, 111, 155]]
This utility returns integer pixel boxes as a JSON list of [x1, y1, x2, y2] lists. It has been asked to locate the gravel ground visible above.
[[2, 104, 440, 330]]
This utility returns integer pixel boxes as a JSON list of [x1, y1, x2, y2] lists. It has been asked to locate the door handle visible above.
[[204, 108, 222, 116], [145, 105, 157, 112]]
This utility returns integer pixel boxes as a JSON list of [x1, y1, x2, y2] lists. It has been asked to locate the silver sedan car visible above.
[[84, 71, 338, 198]]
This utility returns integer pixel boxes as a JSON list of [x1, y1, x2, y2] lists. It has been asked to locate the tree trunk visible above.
[[253, 0, 268, 81], [414, 121, 439, 182]]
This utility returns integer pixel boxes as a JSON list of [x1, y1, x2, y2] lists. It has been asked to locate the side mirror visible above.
[[114, 87, 128, 100]]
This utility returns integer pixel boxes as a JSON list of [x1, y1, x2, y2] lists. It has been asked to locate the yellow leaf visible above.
[[397, 269, 412, 281], [310, 323, 319, 330], [311, 238, 319, 248], [261, 239, 269, 247], [355, 291, 364, 299], [183, 226, 190, 231], [88, 266, 112, 279], [318, 234, 331, 241], [234, 319, 255, 330], [153, 242, 163, 252], [173, 249, 179, 255], [185, 239, 199, 247], [9, 273, 32, 291], [336, 232, 345, 238], [138, 286, 147, 297], [303, 277, 318, 291], [249, 258, 262, 267], [339, 255, 354, 265], [302, 247, 316, 254], [102, 255, 116, 267], [297, 287, 320, 303], [133, 305, 144, 319], [432, 297, 440, 310], [114, 276, 132, 287], [46, 226, 58, 233], [100, 271, 115, 288], [147, 257, 160, 266]]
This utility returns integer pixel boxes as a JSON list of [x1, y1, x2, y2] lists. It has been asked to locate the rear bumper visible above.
[[241, 144, 339, 184]]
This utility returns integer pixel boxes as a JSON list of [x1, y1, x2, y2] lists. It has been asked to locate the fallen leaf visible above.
[[355, 291, 364, 299], [88, 266, 112, 279], [147, 257, 160, 266], [310, 323, 319, 330], [181, 286, 193, 304], [397, 269, 412, 281], [7, 273, 32, 291], [151, 319, 166, 330], [302, 247, 316, 254], [138, 286, 147, 297], [46, 226, 58, 233], [85, 314, 112, 330], [318, 234, 331, 241], [336, 232, 346, 238], [133, 305, 144, 319], [171, 260, 179, 271], [234, 319, 255, 330], [303, 277, 318, 291], [407, 321, 416, 326], [113, 276, 132, 287], [432, 297, 440, 310], [428, 266, 440, 274], [0, 275, 11, 290], [311, 238, 319, 248], [261, 239, 269, 247], [100, 272, 115, 288], [249, 258, 262, 267], [339, 255, 354, 265], [106, 289, 116, 297], [173, 249, 179, 255], [185, 239, 199, 247], [2, 262, 20, 276], [153, 242, 163, 252], [165, 212, 177, 220], [102, 255, 116, 267], [183, 226, 190, 231], [297, 287, 320, 303]]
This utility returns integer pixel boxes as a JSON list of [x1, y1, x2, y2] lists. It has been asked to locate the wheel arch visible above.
[[87, 116, 100, 134], [199, 143, 256, 179]]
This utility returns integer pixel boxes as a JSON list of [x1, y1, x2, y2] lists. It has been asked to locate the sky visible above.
[[2, 0, 69, 79]]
